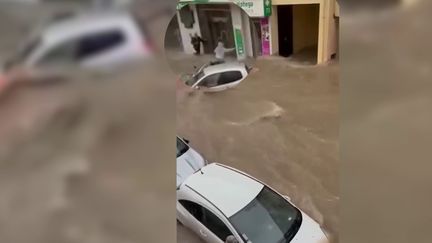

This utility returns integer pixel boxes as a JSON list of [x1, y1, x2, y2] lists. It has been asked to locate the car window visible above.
[[229, 186, 302, 243], [179, 200, 204, 222], [179, 200, 233, 241], [202, 207, 233, 241], [177, 137, 189, 158], [77, 29, 125, 59], [198, 73, 220, 87], [217, 71, 243, 85], [37, 40, 77, 66]]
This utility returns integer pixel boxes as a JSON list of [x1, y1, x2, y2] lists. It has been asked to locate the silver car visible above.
[[184, 62, 251, 92]]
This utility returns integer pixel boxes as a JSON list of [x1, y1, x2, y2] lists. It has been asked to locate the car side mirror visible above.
[[225, 235, 239, 243], [183, 138, 190, 144], [283, 195, 291, 201], [194, 86, 200, 90]]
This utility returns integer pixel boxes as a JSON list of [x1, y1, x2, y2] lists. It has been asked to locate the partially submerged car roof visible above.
[[183, 163, 264, 217], [41, 11, 137, 44], [203, 62, 246, 76]]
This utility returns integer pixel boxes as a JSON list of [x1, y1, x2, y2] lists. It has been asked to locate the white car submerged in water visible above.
[[182, 61, 251, 92], [177, 163, 330, 243], [0, 10, 154, 91], [176, 136, 207, 189]]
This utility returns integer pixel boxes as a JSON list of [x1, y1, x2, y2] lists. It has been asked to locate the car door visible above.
[[201, 207, 239, 243], [178, 200, 220, 243], [192, 72, 221, 90], [207, 70, 245, 92], [178, 200, 237, 243]]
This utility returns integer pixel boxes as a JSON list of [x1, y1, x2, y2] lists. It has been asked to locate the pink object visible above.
[[260, 18, 270, 56]]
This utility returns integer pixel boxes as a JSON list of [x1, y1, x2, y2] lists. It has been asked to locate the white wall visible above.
[[269, 5, 279, 55], [177, 5, 202, 55], [293, 4, 319, 53], [230, 4, 246, 60], [241, 8, 254, 58]]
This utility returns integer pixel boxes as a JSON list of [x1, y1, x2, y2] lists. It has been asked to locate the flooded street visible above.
[[0, 2, 339, 243], [0, 3, 177, 243], [176, 57, 339, 242], [1, 1, 430, 242]]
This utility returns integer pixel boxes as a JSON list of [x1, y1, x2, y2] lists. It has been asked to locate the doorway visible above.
[[277, 5, 293, 57], [251, 18, 262, 57], [197, 4, 235, 55]]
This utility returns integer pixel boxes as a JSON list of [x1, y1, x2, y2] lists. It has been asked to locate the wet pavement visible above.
[[176, 55, 339, 242]]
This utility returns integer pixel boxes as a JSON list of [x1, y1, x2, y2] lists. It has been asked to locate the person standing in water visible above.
[[214, 41, 236, 63], [190, 33, 206, 55]]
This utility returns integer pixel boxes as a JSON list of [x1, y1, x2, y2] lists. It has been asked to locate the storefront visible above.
[[176, 0, 338, 64], [269, 0, 338, 64], [176, 0, 272, 60]]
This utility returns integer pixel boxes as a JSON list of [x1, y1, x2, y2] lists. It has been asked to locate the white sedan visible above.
[[177, 163, 329, 243], [182, 62, 251, 92]]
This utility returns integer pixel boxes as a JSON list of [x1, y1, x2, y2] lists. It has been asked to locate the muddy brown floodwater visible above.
[[0, 2, 339, 242], [0, 3, 178, 243], [176, 56, 339, 243]]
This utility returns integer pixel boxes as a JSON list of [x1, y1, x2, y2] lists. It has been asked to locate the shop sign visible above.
[[233, 0, 272, 17], [177, 0, 272, 17], [264, 0, 272, 16]]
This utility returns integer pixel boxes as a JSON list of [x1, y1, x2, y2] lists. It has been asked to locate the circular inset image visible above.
[[164, 2, 258, 92]]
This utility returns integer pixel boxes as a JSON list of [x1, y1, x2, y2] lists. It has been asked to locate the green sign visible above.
[[263, 0, 272, 16], [177, 2, 188, 9], [177, 0, 272, 17], [234, 28, 244, 56]]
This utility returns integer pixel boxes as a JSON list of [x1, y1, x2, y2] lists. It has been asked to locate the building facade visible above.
[[176, 0, 339, 64]]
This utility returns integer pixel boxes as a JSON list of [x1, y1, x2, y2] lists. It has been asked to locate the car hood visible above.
[[290, 212, 329, 243], [176, 148, 205, 188]]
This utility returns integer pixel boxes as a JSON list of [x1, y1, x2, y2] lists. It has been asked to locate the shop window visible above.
[[179, 5, 195, 29]]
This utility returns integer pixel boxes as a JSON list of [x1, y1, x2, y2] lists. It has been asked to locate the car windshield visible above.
[[229, 187, 302, 243], [185, 70, 205, 86], [176, 137, 189, 158]]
